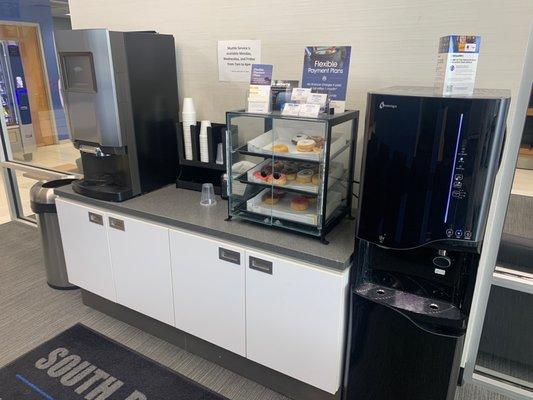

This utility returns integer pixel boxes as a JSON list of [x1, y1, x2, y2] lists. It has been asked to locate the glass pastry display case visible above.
[[226, 110, 359, 243]]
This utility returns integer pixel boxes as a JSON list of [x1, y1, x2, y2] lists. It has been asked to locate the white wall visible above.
[[69, 0, 533, 179]]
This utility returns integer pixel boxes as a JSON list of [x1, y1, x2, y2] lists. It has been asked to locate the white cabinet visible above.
[[170, 229, 246, 356], [56, 198, 116, 301], [107, 213, 174, 326], [245, 249, 349, 394], [56, 197, 349, 393]]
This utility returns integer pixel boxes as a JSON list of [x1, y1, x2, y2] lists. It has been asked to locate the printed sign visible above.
[[434, 35, 481, 96], [218, 40, 261, 82], [301, 46, 351, 102]]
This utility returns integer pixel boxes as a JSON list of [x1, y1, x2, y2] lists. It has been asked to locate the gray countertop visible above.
[[55, 185, 356, 271]]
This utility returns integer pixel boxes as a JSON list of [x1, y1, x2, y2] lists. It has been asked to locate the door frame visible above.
[[461, 24, 533, 400]]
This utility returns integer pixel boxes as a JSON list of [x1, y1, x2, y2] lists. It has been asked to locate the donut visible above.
[[262, 194, 279, 205], [272, 143, 289, 153], [267, 172, 287, 186], [310, 136, 325, 149], [291, 196, 310, 211], [253, 170, 269, 182], [296, 169, 314, 184], [312, 174, 320, 185], [296, 139, 315, 152], [284, 167, 297, 181], [291, 134, 309, 145], [301, 163, 318, 172], [262, 189, 285, 204], [273, 160, 285, 172], [261, 165, 272, 176]]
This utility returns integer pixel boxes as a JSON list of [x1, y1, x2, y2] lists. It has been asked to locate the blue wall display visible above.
[[0, 0, 69, 140]]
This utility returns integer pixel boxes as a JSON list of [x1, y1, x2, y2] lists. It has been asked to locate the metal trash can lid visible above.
[[30, 178, 77, 213]]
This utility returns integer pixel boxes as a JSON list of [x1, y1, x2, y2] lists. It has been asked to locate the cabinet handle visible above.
[[109, 217, 125, 231], [88, 212, 103, 225], [218, 247, 241, 265], [249, 256, 273, 274]]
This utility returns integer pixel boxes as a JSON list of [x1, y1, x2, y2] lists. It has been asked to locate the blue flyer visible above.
[[301, 46, 351, 101], [250, 64, 273, 85]]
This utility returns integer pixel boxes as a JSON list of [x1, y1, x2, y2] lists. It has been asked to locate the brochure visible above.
[[248, 64, 273, 113], [434, 35, 480, 96], [271, 80, 299, 111]]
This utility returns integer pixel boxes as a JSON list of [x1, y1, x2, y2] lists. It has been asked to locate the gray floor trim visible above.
[[81, 290, 339, 400], [0, 221, 512, 400]]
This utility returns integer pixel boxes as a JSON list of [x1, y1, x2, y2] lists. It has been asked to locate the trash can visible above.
[[30, 179, 78, 290]]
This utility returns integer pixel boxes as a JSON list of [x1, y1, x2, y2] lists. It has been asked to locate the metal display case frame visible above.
[[226, 109, 359, 244]]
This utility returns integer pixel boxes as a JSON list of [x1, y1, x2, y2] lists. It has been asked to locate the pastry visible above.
[[273, 160, 285, 172], [267, 172, 287, 186], [296, 168, 314, 183], [303, 194, 317, 204], [291, 196, 310, 211], [291, 134, 310, 145], [301, 163, 318, 172], [284, 167, 297, 181], [296, 139, 315, 152], [262, 189, 285, 204], [253, 170, 269, 182], [312, 174, 320, 185], [310, 136, 325, 148], [272, 143, 289, 153]]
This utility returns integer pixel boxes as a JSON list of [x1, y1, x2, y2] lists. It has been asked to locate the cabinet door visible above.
[[170, 229, 245, 356], [246, 249, 349, 394], [55, 198, 116, 301], [107, 213, 174, 326]]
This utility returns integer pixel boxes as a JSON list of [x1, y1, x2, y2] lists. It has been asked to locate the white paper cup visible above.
[[182, 98, 195, 113]]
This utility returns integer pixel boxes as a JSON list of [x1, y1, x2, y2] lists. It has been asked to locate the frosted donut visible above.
[[291, 134, 310, 145], [253, 170, 269, 182], [296, 139, 315, 152], [267, 172, 287, 186], [290, 196, 310, 211], [296, 168, 314, 183]]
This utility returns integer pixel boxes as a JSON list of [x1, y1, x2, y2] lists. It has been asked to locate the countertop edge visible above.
[[55, 189, 350, 272]]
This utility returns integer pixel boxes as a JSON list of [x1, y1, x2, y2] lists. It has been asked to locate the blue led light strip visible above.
[[16, 374, 56, 400], [444, 113, 464, 224]]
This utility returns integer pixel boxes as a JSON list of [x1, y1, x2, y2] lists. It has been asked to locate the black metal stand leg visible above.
[[225, 216, 233, 221]]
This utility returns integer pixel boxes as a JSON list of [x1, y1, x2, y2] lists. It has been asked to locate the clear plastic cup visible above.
[[216, 143, 224, 164], [200, 183, 217, 206]]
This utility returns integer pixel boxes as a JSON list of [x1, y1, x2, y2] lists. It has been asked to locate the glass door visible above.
[[0, 2, 80, 225]]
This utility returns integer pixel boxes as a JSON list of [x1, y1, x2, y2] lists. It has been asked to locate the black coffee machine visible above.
[[343, 87, 510, 400], [56, 29, 179, 201]]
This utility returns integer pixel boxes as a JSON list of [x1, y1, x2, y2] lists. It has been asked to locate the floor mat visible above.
[[0, 323, 227, 400]]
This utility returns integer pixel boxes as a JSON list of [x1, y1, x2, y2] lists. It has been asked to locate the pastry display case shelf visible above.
[[235, 141, 351, 165], [235, 158, 346, 196]]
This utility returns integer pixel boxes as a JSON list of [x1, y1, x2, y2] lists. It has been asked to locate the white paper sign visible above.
[[307, 93, 328, 107], [298, 103, 321, 118], [291, 87, 311, 103], [218, 40, 261, 82], [281, 103, 301, 116]]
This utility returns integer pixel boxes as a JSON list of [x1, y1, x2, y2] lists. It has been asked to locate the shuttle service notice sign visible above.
[[218, 40, 261, 82]]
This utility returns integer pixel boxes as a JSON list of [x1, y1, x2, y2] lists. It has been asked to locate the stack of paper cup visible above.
[[199, 120, 211, 162], [182, 98, 196, 160]]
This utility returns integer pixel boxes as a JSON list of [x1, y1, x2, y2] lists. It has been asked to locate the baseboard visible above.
[[81, 289, 340, 400]]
